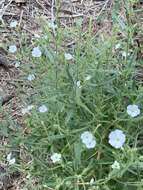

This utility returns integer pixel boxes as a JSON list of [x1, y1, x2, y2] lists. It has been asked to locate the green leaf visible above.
[[74, 142, 82, 170], [75, 88, 94, 117]]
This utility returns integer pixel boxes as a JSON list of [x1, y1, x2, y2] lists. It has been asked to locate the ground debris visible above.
[[0, 165, 13, 190], [0, 55, 13, 71]]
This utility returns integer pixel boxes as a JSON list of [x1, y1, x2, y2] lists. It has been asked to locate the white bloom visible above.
[[14, 61, 20, 68], [64, 53, 73, 60], [34, 34, 41, 39], [27, 74, 35, 81], [122, 51, 130, 58], [38, 105, 48, 113], [7, 153, 16, 165], [10, 20, 18, 28], [51, 153, 61, 163], [21, 108, 27, 115], [81, 131, 96, 149], [109, 129, 126, 149], [22, 105, 34, 115], [81, 131, 94, 143], [0, 15, 2, 21], [32, 47, 42, 57], [127, 104, 140, 118], [76, 81, 82, 88], [48, 21, 57, 29], [111, 161, 120, 170], [90, 178, 95, 185], [115, 43, 121, 49], [7, 153, 12, 161], [85, 139, 96, 149], [27, 105, 34, 110], [9, 45, 17, 53], [9, 158, 16, 165], [26, 173, 31, 179], [85, 75, 92, 81], [42, 35, 48, 40]]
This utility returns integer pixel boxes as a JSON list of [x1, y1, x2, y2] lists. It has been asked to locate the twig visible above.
[[19, 10, 24, 27], [0, 0, 13, 19], [0, 78, 25, 82], [51, 0, 56, 36], [47, 14, 83, 19], [1, 94, 14, 106], [96, 0, 110, 19], [35, 0, 47, 12], [0, 55, 13, 71]]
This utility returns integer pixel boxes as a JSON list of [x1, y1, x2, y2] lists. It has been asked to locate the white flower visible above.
[[109, 129, 126, 149], [42, 35, 48, 40], [27, 105, 34, 110], [85, 140, 96, 149], [27, 74, 35, 81], [81, 131, 96, 149], [38, 105, 48, 113], [34, 34, 41, 39], [111, 161, 120, 170], [81, 131, 93, 143], [26, 173, 31, 179], [0, 15, 2, 21], [85, 75, 92, 81], [90, 178, 95, 185], [7, 153, 16, 165], [10, 20, 18, 28], [64, 53, 73, 60], [22, 105, 34, 115], [51, 153, 61, 163], [48, 21, 57, 29], [127, 104, 140, 118], [9, 45, 17, 53], [122, 51, 130, 58], [115, 43, 121, 49], [7, 152, 12, 161], [76, 81, 82, 88], [32, 47, 42, 57], [14, 61, 20, 68]]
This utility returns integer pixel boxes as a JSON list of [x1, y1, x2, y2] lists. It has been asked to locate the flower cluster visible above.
[[8, 22, 142, 179]]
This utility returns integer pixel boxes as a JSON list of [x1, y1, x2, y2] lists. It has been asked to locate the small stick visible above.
[[1, 94, 14, 106], [51, 0, 56, 36], [47, 14, 83, 19], [19, 10, 24, 27], [0, 55, 13, 70]]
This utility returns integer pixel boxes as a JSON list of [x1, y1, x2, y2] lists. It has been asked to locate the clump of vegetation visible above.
[[3, 0, 143, 189]]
